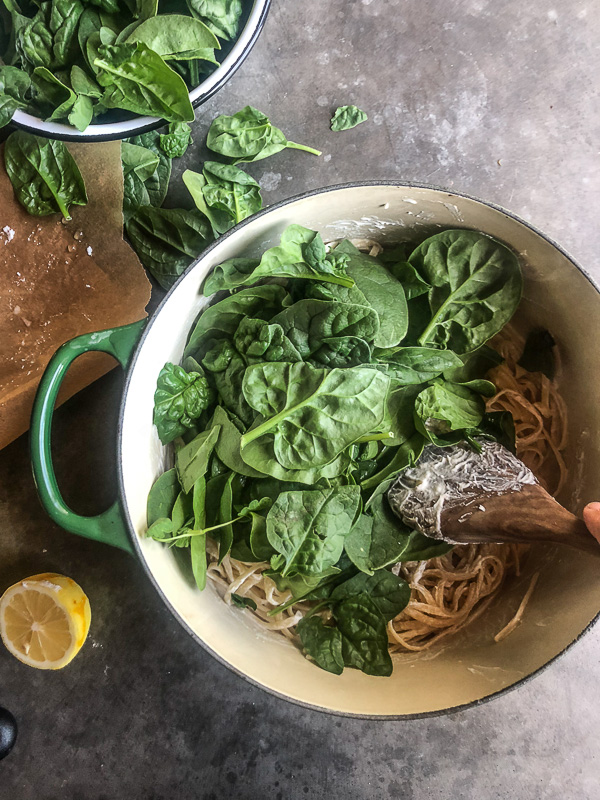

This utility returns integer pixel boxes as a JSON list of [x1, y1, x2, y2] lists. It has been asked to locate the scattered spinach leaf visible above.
[[4, 130, 87, 219], [330, 104, 368, 131], [159, 121, 193, 158], [206, 105, 322, 163]]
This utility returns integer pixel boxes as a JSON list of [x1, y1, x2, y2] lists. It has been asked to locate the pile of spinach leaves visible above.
[[146, 224, 523, 677], [0, 0, 247, 131], [2, 103, 321, 289], [121, 106, 321, 289]]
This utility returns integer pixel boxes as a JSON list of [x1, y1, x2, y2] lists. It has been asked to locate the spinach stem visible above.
[[355, 432, 394, 444], [286, 141, 322, 156], [158, 515, 245, 543]]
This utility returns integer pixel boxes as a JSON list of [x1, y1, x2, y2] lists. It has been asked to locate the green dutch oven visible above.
[[31, 183, 600, 718]]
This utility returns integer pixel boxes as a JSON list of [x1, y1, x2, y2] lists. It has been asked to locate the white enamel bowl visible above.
[[10, 0, 271, 142], [32, 183, 600, 717]]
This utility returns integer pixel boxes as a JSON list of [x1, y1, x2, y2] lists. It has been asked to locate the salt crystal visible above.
[[2, 225, 15, 243], [86, 245, 93, 256]]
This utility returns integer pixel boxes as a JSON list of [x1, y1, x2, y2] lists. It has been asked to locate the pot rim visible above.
[[9, 0, 271, 142], [117, 180, 600, 719]]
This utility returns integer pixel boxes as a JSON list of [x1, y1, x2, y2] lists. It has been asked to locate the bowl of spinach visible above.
[[0, 0, 271, 140], [30, 183, 600, 717]]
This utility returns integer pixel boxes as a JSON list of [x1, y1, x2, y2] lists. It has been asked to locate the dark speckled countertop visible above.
[[1, 1, 600, 797]]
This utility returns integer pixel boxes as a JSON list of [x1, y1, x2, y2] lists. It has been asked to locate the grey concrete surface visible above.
[[1, 0, 600, 797]]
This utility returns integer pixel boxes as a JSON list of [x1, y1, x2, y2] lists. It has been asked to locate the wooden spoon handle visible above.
[[442, 484, 600, 555]]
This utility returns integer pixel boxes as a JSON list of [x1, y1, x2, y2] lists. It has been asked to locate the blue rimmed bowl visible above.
[[10, 0, 271, 142]]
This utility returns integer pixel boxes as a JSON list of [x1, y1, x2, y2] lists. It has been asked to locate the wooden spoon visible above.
[[388, 439, 600, 555]]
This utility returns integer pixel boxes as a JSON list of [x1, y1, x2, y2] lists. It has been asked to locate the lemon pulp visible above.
[[0, 573, 91, 670]]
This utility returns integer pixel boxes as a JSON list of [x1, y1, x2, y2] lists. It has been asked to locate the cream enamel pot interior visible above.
[[31, 183, 600, 718]]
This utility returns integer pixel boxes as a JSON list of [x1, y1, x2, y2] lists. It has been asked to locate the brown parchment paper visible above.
[[0, 140, 152, 450]]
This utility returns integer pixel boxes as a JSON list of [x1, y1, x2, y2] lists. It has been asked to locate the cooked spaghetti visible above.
[[205, 268, 568, 657]]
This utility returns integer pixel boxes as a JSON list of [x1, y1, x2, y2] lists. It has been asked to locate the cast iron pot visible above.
[[31, 183, 600, 717], [10, 0, 271, 142]]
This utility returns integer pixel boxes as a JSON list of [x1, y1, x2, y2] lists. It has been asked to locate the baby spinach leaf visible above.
[[126, 129, 172, 208], [234, 317, 302, 364], [175, 425, 221, 493], [349, 491, 421, 573], [457, 378, 496, 397], [50, 0, 84, 67], [212, 350, 255, 425], [186, 0, 243, 41], [241, 438, 351, 485], [202, 224, 353, 294], [193, 161, 262, 232], [271, 299, 379, 360], [217, 471, 235, 562], [126, 206, 212, 289], [0, 65, 30, 128], [15, 4, 55, 70], [360, 433, 424, 491], [343, 513, 375, 575], [70, 64, 103, 97], [333, 594, 392, 676], [68, 93, 94, 131], [184, 284, 288, 358], [385, 260, 430, 300], [310, 335, 372, 369], [154, 363, 213, 444], [330, 570, 410, 621], [297, 616, 344, 675], [247, 511, 273, 560], [135, 0, 158, 19], [377, 346, 462, 384], [211, 406, 266, 479], [330, 104, 368, 131], [414, 380, 485, 438], [443, 344, 503, 383], [380, 384, 422, 447], [266, 570, 328, 601], [240, 362, 390, 470], [121, 141, 163, 220], [159, 121, 193, 158], [147, 516, 177, 541], [122, 140, 160, 181], [409, 229, 522, 354], [336, 243, 408, 348], [183, 168, 233, 237], [190, 524, 207, 589], [231, 593, 257, 610], [147, 468, 180, 526], [396, 530, 453, 563], [31, 66, 76, 120], [125, 13, 219, 61], [206, 105, 321, 163], [4, 130, 87, 219], [302, 279, 368, 307], [95, 42, 195, 122], [190, 475, 208, 591], [265, 486, 360, 577]]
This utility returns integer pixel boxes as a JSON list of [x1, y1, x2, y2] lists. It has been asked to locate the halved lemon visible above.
[[0, 573, 91, 670]]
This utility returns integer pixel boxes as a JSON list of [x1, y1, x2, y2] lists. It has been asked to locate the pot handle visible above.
[[30, 319, 147, 554]]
